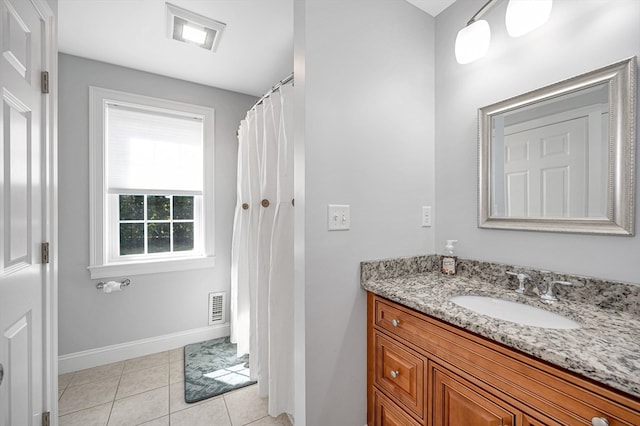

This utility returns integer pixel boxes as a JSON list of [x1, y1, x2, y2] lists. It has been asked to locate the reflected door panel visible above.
[[503, 117, 587, 218]]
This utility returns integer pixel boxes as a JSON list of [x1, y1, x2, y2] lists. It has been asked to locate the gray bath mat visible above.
[[184, 337, 256, 403]]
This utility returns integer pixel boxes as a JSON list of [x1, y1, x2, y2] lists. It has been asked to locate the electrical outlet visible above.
[[422, 206, 432, 227]]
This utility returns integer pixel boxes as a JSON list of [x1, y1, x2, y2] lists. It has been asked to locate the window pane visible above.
[[147, 196, 171, 220], [148, 222, 171, 253], [173, 196, 194, 220], [119, 195, 144, 220], [120, 223, 144, 255], [173, 223, 194, 251]]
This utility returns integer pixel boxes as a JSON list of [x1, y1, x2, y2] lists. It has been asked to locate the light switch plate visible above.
[[328, 204, 350, 231], [422, 206, 432, 227]]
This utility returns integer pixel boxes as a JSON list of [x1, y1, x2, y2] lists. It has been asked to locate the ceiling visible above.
[[58, 0, 455, 97], [405, 0, 456, 16], [59, 0, 293, 96]]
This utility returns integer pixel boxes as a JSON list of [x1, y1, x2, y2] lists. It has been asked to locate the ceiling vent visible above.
[[166, 3, 226, 52]]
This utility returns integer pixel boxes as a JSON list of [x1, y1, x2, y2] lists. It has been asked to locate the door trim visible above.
[[29, 0, 58, 423]]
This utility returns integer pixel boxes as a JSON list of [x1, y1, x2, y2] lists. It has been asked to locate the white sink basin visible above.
[[450, 295, 582, 329]]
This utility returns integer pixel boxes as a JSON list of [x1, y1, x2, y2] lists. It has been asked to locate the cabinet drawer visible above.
[[373, 388, 422, 426], [374, 298, 435, 350], [374, 331, 425, 421]]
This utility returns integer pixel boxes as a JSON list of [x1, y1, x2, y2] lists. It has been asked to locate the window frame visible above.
[[89, 87, 215, 279]]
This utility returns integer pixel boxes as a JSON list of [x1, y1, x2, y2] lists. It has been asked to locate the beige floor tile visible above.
[[169, 397, 231, 426], [68, 362, 124, 387], [58, 372, 75, 390], [138, 416, 170, 426], [58, 388, 65, 400], [224, 385, 268, 426], [169, 360, 184, 384], [169, 347, 184, 362], [169, 380, 210, 413], [58, 376, 120, 416], [123, 351, 169, 373], [108, 386, 169, 426], [116, 364, 169, 400], [58, 402, 112, 426], [245, 414, 293, 426]]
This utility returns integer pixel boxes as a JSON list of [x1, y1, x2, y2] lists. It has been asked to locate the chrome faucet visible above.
[[506, 271, 532, 294], [540, 280, 584, 302]]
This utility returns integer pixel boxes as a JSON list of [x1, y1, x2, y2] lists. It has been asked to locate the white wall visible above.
[[435, 0, 640, 284], [297, 1, 436, 424], [58, 54, 256, 356]]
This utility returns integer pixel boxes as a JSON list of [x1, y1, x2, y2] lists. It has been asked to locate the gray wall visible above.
[[58, 53, 256, 355], [435, 0, 640, 283], [298, 1, 436, 424], [45, 0, 56, 15]]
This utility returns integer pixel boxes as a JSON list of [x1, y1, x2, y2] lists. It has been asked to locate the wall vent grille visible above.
[[208, 292, 226, 325]]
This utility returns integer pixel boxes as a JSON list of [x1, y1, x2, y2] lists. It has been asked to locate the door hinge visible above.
[[42, 411, 50, 426], [41, 71, 49, 94], [41, 242, 49, 264]]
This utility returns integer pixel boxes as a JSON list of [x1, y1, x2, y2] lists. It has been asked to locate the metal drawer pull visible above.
[[389, 370, 399, 379], [591, 418, 609, 426], [391, 319, 400, 327]]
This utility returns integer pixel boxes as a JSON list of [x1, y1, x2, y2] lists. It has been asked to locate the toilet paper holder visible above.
[[96, 278, 131, 291]]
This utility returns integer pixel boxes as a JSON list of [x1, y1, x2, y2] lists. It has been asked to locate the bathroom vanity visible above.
[[362, 256, 640, 425]]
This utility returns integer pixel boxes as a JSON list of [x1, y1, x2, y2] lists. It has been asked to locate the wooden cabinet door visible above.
[[374, 388, 422, 426], [432, 364, 520, 426]]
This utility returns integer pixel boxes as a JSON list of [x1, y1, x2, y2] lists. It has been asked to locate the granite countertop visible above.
[[361, 256, 640, 399]]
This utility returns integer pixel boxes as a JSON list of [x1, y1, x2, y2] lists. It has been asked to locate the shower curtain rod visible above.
[[249, 72, 294, 112]]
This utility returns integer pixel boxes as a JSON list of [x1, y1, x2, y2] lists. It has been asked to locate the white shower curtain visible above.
[[230, 81, 294, 417]]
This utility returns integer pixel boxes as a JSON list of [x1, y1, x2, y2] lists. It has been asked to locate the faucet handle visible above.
[[506, 271, 531, 294], [541, 280, 583, 301]]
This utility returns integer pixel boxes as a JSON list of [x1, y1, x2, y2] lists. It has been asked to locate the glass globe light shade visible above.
[[455, 19, 491, 65], [505, 0, 553, 37]]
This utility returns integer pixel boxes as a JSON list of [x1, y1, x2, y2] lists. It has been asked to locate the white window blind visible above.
[[106, 104, 204, 195]]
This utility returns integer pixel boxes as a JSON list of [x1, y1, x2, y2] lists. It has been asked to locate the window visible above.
[[89, 87, 215, 279], [117, 195, 196, 256]]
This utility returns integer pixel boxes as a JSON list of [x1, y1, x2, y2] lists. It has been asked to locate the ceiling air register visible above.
[[166, 3, 226, 51]]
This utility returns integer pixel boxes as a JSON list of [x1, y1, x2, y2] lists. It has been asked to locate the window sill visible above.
[[88, 256, 215, 279]]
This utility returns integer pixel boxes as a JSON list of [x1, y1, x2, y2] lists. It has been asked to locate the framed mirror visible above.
[[478, 57, 636, 235]]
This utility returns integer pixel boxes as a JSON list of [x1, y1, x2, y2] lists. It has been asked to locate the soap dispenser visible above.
[[441, 240, 458, 275]]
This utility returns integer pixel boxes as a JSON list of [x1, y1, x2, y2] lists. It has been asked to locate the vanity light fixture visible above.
[[455, 0, 553, 64], [166, 3, 226, 52], [505, 0, 553, 37], [455, 18, 491, 64]]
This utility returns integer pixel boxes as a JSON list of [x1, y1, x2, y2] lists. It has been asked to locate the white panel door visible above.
[[504, 117, 588, 218], [0, 0, 47, 425]]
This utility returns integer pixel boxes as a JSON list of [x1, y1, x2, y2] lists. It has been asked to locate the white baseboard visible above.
[[58, 323, 230, 374]]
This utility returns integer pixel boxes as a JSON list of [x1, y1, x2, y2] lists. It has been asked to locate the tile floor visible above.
[[58, 348, 292, 426]]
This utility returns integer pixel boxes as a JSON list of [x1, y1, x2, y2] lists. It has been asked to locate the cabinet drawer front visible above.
[[374, 388, 422, 426], [375, 298, 434, 346], [374, 331, 425, 420]]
